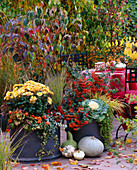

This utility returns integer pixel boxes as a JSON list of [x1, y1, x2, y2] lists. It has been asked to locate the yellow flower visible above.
[[47, 97, 52, 104], [22, 92, 33, 96], [42, 90, 48, 95], [13, 87, 18, 92], [37, 92, 43, 97], [29, 96, 37, 104], [88, 101, 99, 110], [32, 86, 40, 92], [132, 51, 137, 59], [13, 84, 23, 89], [4, 96, 10, 100], [4, 91, 13, 100], [13, 91, 18, 98], [17, 88, 25, 95]]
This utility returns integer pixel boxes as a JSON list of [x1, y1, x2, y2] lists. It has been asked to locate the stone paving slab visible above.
[[1, 118, 137, 170]]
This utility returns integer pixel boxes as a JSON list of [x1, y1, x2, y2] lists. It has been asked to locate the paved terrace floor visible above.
[[1, 118, 137, 170]]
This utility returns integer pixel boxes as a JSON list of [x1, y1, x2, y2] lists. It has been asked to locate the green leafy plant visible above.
[[0, 129, 23, 170], [62, 70, 124, 147], [45, 68, 67, 106], [4, 80, 64, 158], [0, 54, 25, 107]]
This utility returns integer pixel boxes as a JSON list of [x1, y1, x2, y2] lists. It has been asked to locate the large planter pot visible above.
[[66, 120, 104, 144], [0, 115, 8, 131], [10, 127, 61, 162]]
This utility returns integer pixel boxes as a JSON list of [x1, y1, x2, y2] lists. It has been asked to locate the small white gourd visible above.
[[78, 136, 104, 157], [73, 150, 85, 160]]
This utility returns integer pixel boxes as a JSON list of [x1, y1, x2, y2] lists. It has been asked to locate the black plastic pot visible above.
[[66, 120, 104, 144], [0, 115, 8, 131], [10, 127, 61, 162]]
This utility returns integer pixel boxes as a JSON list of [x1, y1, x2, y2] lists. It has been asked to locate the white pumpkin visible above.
[[73, 150, 85, 160], [78, 136, 104, 157]]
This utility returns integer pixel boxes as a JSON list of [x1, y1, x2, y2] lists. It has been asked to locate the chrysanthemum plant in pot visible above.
[[62, 70, 124, 148], [4, 79, 65, 162]]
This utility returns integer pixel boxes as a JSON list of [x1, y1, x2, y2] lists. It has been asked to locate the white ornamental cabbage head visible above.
[[88, 100, 99, 110]]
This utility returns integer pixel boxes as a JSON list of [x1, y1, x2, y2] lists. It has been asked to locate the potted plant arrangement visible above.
[[4, 80, 65, 162], [63, 70, 124, 148]]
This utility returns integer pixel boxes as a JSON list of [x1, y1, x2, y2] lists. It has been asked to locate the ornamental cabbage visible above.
[[82, 99, 109, 122]]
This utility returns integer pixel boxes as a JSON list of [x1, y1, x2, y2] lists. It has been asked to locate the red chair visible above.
[[116, 64, 137, 141], [125, 65, 137, 98], [110, 72, 126, 100]]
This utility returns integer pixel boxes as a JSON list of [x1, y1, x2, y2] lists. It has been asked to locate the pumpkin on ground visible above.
[[78, 136, 104, 157], [61, 131, 77, 149], [73, 150, 85, 160]]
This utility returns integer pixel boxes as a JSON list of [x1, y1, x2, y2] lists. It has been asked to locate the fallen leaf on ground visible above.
[[128, 154, 132, 157], [71, 167, 81, 169], [119, 147, 125, 151], [104, 164, 111, 167], [89, 162, 101, 165], [22, 167, 28, 170], [106, 156, 113, 159], [92, 160, 103, 162], [107, 152, 112, 155], [57, 167, 65, 170], [132, 154, 136, 158], [30, 164, 35, 166], [78, 164, 89, 168], [21, 165, 28, 170], [42, 164, 50, 170], [13, 162, 20, 167], [51, 162, 61, 166], [126, 139, 132, 144], [121, 165, 125, 168], [88, 167, 93, 170], [134, 149, 137, 152], [69, 160, 78, 165], [116, 141, 122, 145], [111, 143, 116, 147], [118, 153, 124, 157], [21, 165, 25, 169], [126, 158, 133, 163], [133, 158, 137, 165], [106, 161, 110, 163], [130, 145, 135, 148]]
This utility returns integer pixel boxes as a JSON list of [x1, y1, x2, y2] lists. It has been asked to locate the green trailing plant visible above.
[[96, 94, 124, 148]]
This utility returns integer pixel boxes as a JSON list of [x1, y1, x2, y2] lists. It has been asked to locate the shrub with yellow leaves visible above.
[[122, 37, 137, 66]]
